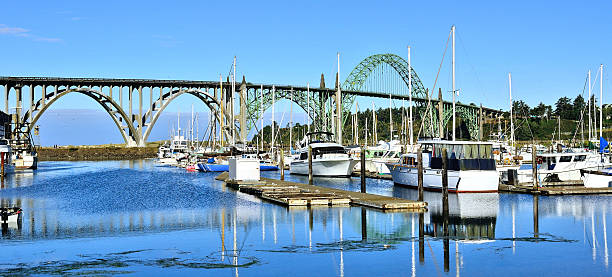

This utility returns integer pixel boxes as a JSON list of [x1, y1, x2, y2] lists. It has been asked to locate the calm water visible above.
[[0, 160, 609, 276]]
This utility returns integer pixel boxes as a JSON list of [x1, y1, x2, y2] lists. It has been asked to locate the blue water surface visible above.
[[0, 160, 609, 276]]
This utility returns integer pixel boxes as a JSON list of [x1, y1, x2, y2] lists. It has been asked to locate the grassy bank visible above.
[[38, 143, 160, 161]]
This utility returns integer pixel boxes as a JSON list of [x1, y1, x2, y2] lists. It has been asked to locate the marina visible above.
[[0, 159, 609, 276], [2, 1, 612, 275]]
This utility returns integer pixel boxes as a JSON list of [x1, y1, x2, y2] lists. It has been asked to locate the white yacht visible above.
[[290, 132, 359, 177], [517, 151, 610, 183], [363, 140, 403, 175], [386, 140, 498, 193]]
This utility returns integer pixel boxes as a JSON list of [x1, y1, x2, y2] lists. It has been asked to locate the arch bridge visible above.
[[0, 54, 502, 146]]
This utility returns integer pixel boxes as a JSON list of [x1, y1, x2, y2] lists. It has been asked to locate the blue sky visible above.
[[2, 0, 612, 144]]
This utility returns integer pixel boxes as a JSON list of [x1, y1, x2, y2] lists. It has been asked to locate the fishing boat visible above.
[[290, 132, 358, 177], [386, 140, 498, 193]]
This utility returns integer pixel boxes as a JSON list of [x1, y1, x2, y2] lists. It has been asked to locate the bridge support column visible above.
[[119, 86, 123, 115], [41, 85, 46, 108], [29, 85, 34, 123], [129, 86, 133, 123], [109, 86, 113, 99], [15, 85, 22, 127], [4, 85, 8, 114]]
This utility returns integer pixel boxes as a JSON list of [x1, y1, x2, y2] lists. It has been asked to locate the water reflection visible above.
[[0, 160, 609, 275]]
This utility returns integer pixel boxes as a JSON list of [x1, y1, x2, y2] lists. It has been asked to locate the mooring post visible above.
[[417, 146, 424, 202], [418, 212, 424, 264], [308, 145, 313, 185], [532, 145, 538, 190], [0, 152, 4, 177], [442, 148, 449, 202], [280, 149, 285, 181], [361, 207, 367, 241], [360, 146, 366, 193], [533, 194, 539, 238]]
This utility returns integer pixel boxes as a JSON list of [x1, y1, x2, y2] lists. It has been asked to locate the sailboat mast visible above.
[[290, 88, 293, 151], [307, 83, 311, 133], [260, 84, 264, 151], [272, 85, 275, 154], [452, 25, 456, 141], [336, 52, 342, 144], [509, 73, 514, 156], [389, 94, 393, 141], [600, 64, 604, 138], [232, 56, 236, 145], [589, 70, 592, 140], [219, 74, 224, 146], [408, 46, 413, 146]]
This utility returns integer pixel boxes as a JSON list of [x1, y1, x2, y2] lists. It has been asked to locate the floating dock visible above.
[[216, 172, 427, 211], [499, 183, 612, 195]]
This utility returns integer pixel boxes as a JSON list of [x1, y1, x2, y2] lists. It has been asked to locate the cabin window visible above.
[[574, 155, 586, 162], [402, 157, 417, 165], [559, 156, 572, 162]]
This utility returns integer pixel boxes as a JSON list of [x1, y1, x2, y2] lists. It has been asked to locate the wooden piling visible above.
[[0, 152, 4, 177], [308, 145, 313, 185], [361, 208, 367, 241], [442, 148, 450, 272], [418, 213, 424, 264], [532, 145, 538, 190], [280, 149, 285, 181], [417, 147, 423, 202], [360, 146, 366, 193], [442, 148, 449, 203], [533, 195, 539, 238]]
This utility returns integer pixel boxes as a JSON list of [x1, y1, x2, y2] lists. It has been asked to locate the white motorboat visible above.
[[290, 132, 358, 177], [580, 168, 612, 188], [386, 140, 498, 193], [517, 151, 610, 183]]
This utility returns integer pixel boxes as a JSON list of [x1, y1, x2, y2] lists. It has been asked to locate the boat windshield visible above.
[[424, 142, 495, 170]]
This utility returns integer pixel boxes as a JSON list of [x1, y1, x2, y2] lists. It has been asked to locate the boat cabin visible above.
[[296, 132, 348, 161], [418, 140, 496, 171]]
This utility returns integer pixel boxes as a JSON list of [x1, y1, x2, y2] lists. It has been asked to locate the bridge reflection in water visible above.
[[0, 160, 609, 275]]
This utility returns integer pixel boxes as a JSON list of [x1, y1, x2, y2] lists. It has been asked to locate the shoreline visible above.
[[37, 146, 158, 161]]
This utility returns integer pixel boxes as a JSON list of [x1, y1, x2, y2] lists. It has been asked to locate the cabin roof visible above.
[[418, 140, 494, 146]]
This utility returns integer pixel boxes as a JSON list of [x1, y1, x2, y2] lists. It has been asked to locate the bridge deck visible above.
[[0, 76, 503, 114]]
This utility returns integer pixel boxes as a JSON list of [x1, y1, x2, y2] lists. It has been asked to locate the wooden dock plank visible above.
[[218, 174, 427, 210]]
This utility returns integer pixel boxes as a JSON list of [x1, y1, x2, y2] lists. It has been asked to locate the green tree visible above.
[[554, 97, 573, 119]]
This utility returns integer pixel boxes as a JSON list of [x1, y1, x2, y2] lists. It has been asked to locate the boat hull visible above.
[[290, 158, 358, 177], [581, 170, 612, 188], [387, 164, 498, 193], [198, 163, 229, 172]]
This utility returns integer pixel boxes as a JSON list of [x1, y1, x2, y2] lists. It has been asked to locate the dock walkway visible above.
[[499, 183, 612, 195], [216, 172, 427, 211]]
